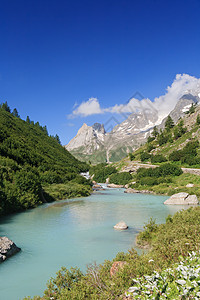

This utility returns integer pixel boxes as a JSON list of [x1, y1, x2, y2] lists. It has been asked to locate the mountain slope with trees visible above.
[[0, 102, 91, 216]]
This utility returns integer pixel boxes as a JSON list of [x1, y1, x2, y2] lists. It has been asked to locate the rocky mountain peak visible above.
[[92, 123, 105, 134], [65, 122, 106, 153]]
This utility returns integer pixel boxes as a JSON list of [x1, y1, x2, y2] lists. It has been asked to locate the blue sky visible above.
[[0, 0, 200, 144]]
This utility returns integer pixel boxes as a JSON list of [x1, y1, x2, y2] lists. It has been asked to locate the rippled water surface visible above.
[[0, 188, 188, 299]]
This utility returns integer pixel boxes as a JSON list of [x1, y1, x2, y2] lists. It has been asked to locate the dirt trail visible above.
[[121, 162, 200, 176]]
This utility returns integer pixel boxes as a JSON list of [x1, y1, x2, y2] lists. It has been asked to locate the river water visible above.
[[0, 188, 188, 299]]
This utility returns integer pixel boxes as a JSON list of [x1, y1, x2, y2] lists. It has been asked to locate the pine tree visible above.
[[196, 114, 200, 125], [42, 126, 48, 135], [152, 126, 158, 138], [12, 108, 20, 118], [26, 116, 31, 124], [165, 116, 174, 130], [1, 101, 11, 112], [55, 134, 61, 145], [189, 103, 195, 114]]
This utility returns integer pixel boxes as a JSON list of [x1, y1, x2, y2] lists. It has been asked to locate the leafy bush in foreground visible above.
[[126, 251, 200, 299]]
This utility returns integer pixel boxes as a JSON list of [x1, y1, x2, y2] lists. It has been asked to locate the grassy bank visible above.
[[131, 172, 200, 197]]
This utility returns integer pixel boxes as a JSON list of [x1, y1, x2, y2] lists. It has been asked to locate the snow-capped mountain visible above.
[[65, 92, 200, 163]]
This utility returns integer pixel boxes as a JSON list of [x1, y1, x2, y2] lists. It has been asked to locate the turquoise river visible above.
[[0, 187, 189, 299]]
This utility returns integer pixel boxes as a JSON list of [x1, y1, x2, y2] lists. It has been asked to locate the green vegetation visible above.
[[169, 140, 200, 166], [0, 102, 91, 215], [26, 207, 200, 299], [89, 163, 117, 182], [126, 105, 200, 169], [150, 154, 167, 163], [109, 172, 132, 185], [126, 251, 200, 298]]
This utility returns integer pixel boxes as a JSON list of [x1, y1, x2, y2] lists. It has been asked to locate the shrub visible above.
[[157, 132, 169, 146], [146, 143, 155, 153], [147, 136, 155, 143], [158, 163, 183, 176], [169, 150, 183, 162], [140, 152, 151, 162], [109, 172, 132, 185], [150, 154, 167, 163], [136, 164, 182, 181], [128, 153, 135, 161]]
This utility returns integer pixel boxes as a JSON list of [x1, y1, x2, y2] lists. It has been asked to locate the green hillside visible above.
[[110, 104, 200, 196], [0, 103, 91, 216]]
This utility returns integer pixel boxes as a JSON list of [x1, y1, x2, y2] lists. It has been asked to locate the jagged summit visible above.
[[66, 122, 106, 154]]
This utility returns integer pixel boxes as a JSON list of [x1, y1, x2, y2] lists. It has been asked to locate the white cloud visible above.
[[69, 74, 200, 119], [153, 73, 200, 119], [69, 97, 103, 118]]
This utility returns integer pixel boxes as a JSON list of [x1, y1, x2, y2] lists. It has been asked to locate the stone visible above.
[[164, 193, 199, 205], [124, 188, 140, 194], [92, 184, 104, 191], [107, 183, 124, 188], [186, 183, 194, 188], [110, 261, 127, 277], [114, 221, 128, 230], [106, 177, 110, 184], [0, 237, 21, 263]]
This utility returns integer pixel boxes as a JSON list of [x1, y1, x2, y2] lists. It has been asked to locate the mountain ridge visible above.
[[66, 91, 200, 164]]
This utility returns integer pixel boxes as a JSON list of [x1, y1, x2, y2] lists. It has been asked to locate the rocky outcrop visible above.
[[114, 221, 128, 230], [0, 237, 21, 263], [110, 261, 127, 277], [182, 168, 200, 176], [107, 184, 124, 188], [65, 123, 105, 154], [164, 193, 199, 205]]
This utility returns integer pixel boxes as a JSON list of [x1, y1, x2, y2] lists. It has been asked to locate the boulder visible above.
[[164, 193, 199, 205], [124, 188, 140, 194], [114, 221, 128, 230], [0, 237, 21, 263], [92, 184, 104, 191], [186, 183, 194, 188], [110, 261, 127, 277], [107, 184, 124, 188]]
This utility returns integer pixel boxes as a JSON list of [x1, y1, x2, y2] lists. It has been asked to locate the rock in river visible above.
[[0, 237, 21, 263], [114, 221, 128, 230], [107, 184, 124, 188], [164, 192, 199, 205]]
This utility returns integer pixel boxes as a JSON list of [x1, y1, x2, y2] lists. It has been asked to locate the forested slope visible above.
[[0, 104, 90, 216]]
